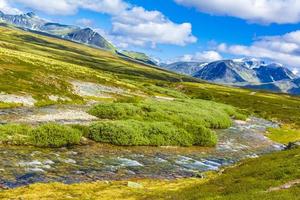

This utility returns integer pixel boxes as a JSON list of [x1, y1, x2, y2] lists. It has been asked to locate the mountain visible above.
[[65, 28, 114, 50], [40, 22, 79, 35], [254, 63, 296, 82], [164, 58, 300, 95], [0, 12, 46, 30], [0, 11, 114, 51], [244, 78, 300, 95], [193, 59, 296, 83], [116, 50, 157, 65], [164, 62, 207, 75]]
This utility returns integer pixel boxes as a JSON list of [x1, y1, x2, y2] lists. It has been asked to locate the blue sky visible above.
[[2, 0, 300, 73]]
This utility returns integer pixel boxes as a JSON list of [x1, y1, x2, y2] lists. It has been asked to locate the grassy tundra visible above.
[[0, 24, 299, 199]]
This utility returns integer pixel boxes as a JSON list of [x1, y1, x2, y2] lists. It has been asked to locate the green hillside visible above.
[[0, 24, 300, 199]]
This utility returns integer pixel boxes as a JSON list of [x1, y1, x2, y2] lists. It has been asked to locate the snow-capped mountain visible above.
[[164, 58, 300, 95], [0, 11, 114, 51], [0, 11, 46, 30], [164, 62, 207, 75]]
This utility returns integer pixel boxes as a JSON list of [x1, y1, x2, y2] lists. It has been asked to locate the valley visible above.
[[0, 22, 299, 200]]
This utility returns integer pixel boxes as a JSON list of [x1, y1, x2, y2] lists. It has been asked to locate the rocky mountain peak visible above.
[[26, 12, 36, 18]]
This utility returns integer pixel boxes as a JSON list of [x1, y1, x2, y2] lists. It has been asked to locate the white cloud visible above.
[[110, 6, 197, 47], [175, 0, 300, 24], [179, 51, 222, 62], [0, 0, 21, 14], [216, 30, 300, 69], [10, 0, 128, 15], [1, 0, 196, 48], [76, 18, 93, 27]]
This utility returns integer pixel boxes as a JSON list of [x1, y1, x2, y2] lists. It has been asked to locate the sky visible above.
[[1, 0, 300, 74]]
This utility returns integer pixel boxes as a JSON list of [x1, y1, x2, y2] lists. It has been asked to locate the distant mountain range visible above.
[[164, 58, 300, 95], [0, 11, 114, 51]]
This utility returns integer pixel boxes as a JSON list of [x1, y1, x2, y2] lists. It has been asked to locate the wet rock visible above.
[[43, 160, 55, 165], [117, 158, 143, 167], [74, 170, 85, 175], [127, 181, 143, 189], [285, 141, 300, 150], [194, 172, 205, 179], [0, 184, 8, 190], [28, 168, 45, 173], [62, 158, 77, 164], [19, 160, 42, 167]]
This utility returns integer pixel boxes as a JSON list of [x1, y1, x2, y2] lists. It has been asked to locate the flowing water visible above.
[[0, 114, 284, 188]]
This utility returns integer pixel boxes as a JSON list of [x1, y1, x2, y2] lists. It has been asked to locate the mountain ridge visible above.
[[164, 58, 300, 95], [0, 11, 114, 51]]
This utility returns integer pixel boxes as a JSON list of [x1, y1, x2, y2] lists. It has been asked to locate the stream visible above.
[[0, 108, 285, 188]]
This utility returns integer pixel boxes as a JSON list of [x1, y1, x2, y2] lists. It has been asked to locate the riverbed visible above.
[[0, 117, 284, 188]]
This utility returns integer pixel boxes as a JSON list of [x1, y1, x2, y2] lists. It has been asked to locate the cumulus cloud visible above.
[[0, 0, 21, 14], [111, 7, 197, 47], [76, 18, 94, 27], [216, 30, 300, 69], [10, 0, 128, 15], [1, 0, 196, 48], [179, 51, 222, 62], [175, 0, 300, 24]]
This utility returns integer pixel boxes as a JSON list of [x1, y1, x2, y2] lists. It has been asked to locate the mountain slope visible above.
[[164, 62, 207, 75], [193, 59, 259, 83], [0, 11, 114, 51], [65, 28, 114, 50], [116, 50, 157, 65], [0, 11, 45, 30]]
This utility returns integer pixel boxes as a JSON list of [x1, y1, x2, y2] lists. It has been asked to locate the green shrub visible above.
[[70, 124, 90, 138], [87, 98, 244, 147], [88, 99, 242, 129], [114, 96, 143, 103], [0, 124, 31, 145], [29, 123, 82, 147], [89, 120, 195, 147], [186, 124, 217, 147], [89, 120, 146, 146], [88, 103, 141, 120]]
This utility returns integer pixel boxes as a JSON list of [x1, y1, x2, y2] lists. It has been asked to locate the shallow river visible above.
[[0, 117, 284, 188]]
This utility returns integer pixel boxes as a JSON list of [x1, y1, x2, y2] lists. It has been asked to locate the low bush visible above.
[[0, 123, 82, 147], [186, 124, 217, 147], [87, 99, 245, 147], [29, 123, 82, 147], [88, 99, 245, 129], [70, 124, 90, 138], [0, 124, 31, 145], [89, 120, 215, 147]]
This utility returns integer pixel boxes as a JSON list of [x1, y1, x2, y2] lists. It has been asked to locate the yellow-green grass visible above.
[[0, 25, 194, 105], [0, 101, 21, 109], [267, 126, 300, 144], [1, 24, 300, 131], [1, 148, 299, 200], [176, 82, 300, 128]]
